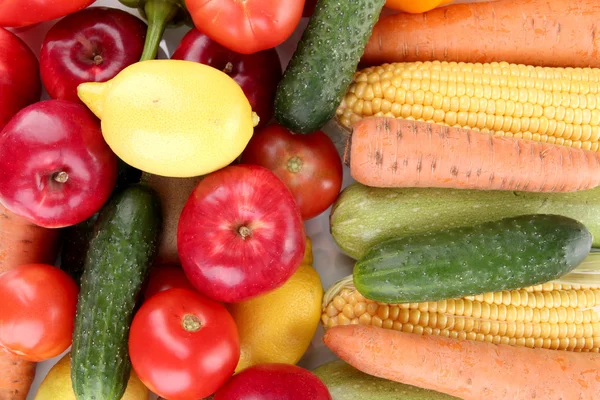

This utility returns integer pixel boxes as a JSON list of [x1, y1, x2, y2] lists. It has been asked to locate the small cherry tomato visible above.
[[144, 265, 196, 300], [129, 288, 240, 400], [0, 264, 79, 361], [241, 124, 343, 220]]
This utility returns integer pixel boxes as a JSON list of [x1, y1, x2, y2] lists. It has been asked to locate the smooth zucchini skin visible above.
[[274, 0, 386, 134], [331, 183, 600, 260], [313, 360, 458, 400], [354, 215, 592, 304], [71, 185, 161, 400]]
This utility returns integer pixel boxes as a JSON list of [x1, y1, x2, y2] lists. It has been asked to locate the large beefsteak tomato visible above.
[[178, 164, 306, 303], [0, 0, 95, 28], [185, 0, 305, 54], [129, 288, 239, 400], [0, 264, 79, 362], [241, 124, 343, 220]]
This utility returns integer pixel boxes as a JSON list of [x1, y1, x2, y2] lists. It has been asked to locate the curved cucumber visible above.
[[354, 214, 592, 304], [313, 360, 458, 400], [331, 183, 600, 260], [274, 0, 386, 134], [71, 185, 161, 400]]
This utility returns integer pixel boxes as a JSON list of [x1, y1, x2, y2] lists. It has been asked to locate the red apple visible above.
[[0, 100, 118, 228], [303, 0, 318, 17], [0, 28, 41, 131], [40, 7, 147, 104], [171, 29, 282, 129], [214, 364, 332, 400], [177, 165, 306, 303]]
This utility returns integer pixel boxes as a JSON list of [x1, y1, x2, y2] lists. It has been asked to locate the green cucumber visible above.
[[71, 185, 161, 400], [354, 214, 591, 304], [313, 360, 458, 400], [274, 0, 385, 134], [331, 183, 600, 260]]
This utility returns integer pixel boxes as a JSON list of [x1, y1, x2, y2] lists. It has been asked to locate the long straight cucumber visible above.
[[331, 183, 600, 259], [274, 0, 386, 134], [71, 185, 161, 400], [354, 214, 592, 304]]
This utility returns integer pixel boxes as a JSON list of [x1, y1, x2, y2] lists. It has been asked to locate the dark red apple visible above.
[[0, 28, 41, 131], [214, 364, 332, 400], [177, 165, 306, 303], [171, 29, 282, 129], [303, 0, 318, 17], [39, 7, 147, 104], [0, 100, 118, 228]]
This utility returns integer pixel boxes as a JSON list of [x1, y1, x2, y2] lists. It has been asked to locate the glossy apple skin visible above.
[[214, 364, 332, 400], [40, 7, 147, 104], [172, 29, 282, 129], [177, 165, 306, 303], [0, 100, 118, 228], [0, 28, 41, 131]]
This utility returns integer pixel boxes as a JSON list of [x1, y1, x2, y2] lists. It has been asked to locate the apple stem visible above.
[[140, 0, 180, 62], [238, 226, 252, 240], [181, 314, 202, 332], [93, 55, 104, 65], [223, 62, 234, 74], [53, 171, 69, 184]]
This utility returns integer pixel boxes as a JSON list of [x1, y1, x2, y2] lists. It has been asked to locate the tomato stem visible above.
[[53, 171, 69, 184], [238, 226, 252, 239], [287, 156, 303, 173], [182, 314, 202, 332]]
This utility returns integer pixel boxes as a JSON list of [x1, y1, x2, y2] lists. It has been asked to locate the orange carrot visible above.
[[324, 324, 600, 400], [350, 117, 600, 192], [0, 203, 60, 399], [362, 0, 600, 68]]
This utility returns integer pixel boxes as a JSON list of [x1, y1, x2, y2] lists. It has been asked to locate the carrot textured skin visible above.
[[324, 324, 600, 400], [362, 0, 600, 68], [0, 203, 60, 399], [350, 118, 600, 192]]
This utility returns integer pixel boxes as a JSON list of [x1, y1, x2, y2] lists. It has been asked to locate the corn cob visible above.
[[322, 276, 600, 352], [336, 61, 600, 151]]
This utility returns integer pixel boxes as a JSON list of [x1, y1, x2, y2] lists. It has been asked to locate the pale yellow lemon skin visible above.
[[35, 353, 149, 400], [78, 60, 257, 178], [228, 238, 323, 373]]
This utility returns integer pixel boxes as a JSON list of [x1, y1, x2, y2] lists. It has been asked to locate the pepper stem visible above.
[[139, 0, 180, 62]]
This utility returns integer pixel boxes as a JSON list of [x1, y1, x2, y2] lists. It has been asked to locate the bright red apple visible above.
[[177, 165, 306, 303], [0, 100, 118, 228], [40, 7, 147, 104], [171, 29, 282, 129], [0, 28, 41, 131]]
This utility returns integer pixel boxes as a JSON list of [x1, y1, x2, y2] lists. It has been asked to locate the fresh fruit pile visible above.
[[2, 0, 600, 399]]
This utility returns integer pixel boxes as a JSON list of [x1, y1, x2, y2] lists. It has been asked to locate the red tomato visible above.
[[303, 0, 318, 17], [186, 0, 305, 54], [0, 264, 79, 362], [0, 0, 95, 28], [214, 364, 332, 400], [241, 124, 343, 220], [144, 265, 196, 300], [178, 165, 306, 303], [129, 288, 240, 400]]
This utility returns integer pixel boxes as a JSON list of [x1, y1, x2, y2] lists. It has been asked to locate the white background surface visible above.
[[11, 0, 483, 398]]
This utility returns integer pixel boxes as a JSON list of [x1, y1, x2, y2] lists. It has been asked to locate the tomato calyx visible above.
[[182, 314, 203, 332], [287, 156, 303, 173]]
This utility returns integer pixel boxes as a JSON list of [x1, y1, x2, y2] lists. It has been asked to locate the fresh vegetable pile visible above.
[[2, 0, 600, 399]]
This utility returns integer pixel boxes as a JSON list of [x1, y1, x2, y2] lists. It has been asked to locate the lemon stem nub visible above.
[[252, 112, 260, 128]]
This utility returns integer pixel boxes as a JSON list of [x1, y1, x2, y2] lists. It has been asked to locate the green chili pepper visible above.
[[120, 0, 190, 61]]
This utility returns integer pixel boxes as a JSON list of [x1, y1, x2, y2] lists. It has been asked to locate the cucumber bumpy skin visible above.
[[354, 214, 592, 304], [71, 185, 161, 400], [274, 0, 386, 134]]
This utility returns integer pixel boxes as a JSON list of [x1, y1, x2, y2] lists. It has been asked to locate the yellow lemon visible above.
[[35, 353, 148, 400], [78, 60, 258, 178], [228, 238, 323, 373]]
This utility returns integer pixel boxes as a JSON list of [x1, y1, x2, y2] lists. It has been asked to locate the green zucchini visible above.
[[331, 183, 600, 260], [354, 214, 591, 304], [313, 360, 458, 400], [71, 185, 161, 400], [274, 0, 386, 134]]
